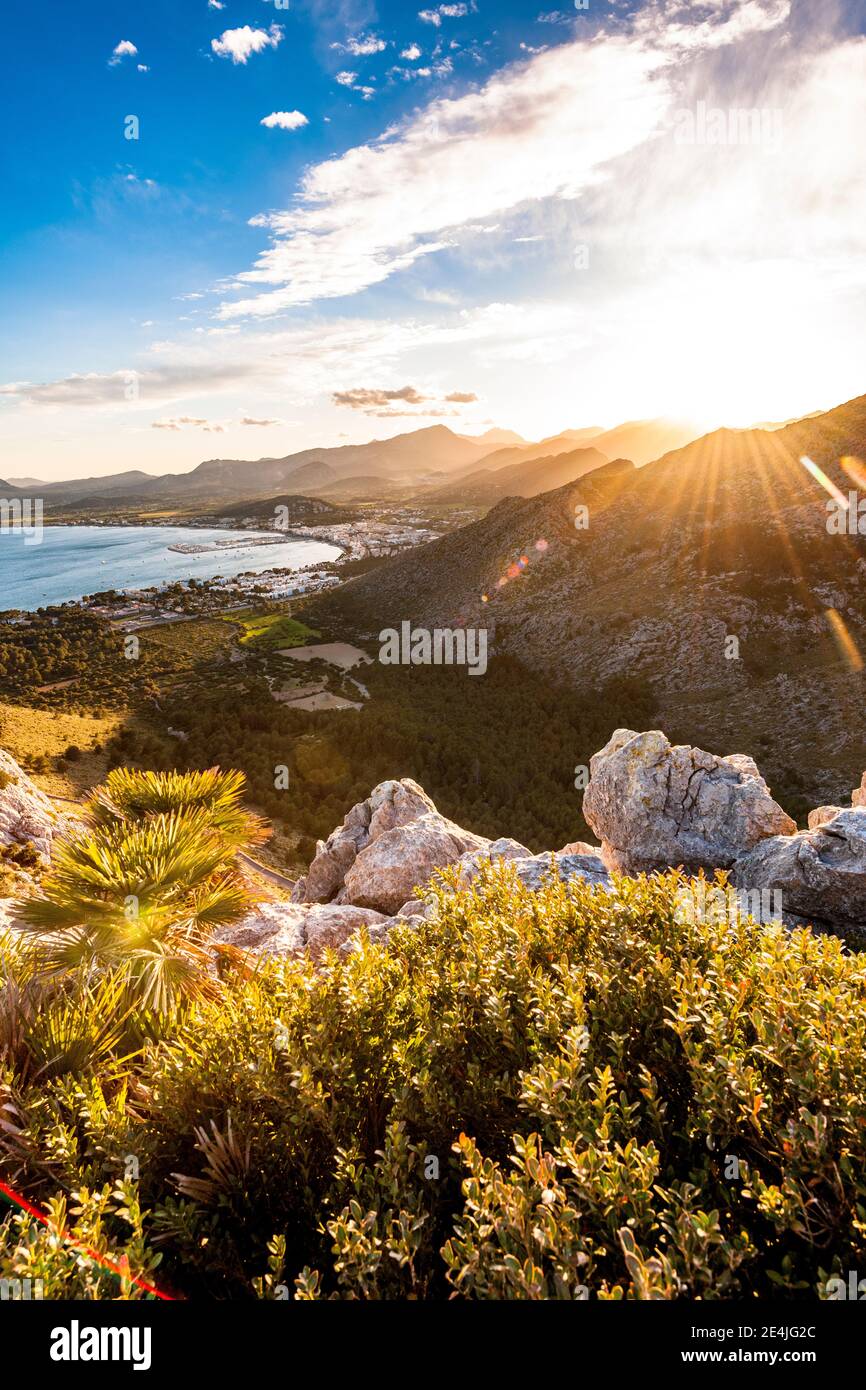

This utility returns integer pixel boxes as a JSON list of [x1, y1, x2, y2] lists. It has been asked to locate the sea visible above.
[[0, 525, 342, 612]]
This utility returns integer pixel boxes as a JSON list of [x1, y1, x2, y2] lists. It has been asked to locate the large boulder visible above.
[[293, 779, 436, 904], [853, 774, 866, 809], [340, 811, 489, 915], [733, 808, 866, 938], [582, 729, 795, 875], [0, 750, 70, 862]]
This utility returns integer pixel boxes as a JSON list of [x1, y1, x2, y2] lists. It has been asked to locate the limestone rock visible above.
[[340, 811, 488, 915], [217, 901, 387, 962], [509, 850, 610, 892], [583, 729, 795, 875], [456, 839, 610, 892], [293, 779, 437, 904], [808, 806, 843, 830], [853, 773, 866, 809], [0, 750, 70, 862], [454, 837, 532, 885], [733, 809, 866, 937]]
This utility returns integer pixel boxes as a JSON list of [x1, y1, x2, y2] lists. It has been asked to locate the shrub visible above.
[[3, 864, 866, 1299]]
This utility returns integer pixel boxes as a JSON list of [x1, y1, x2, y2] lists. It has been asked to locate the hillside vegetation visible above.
[[1, 769, 865, 1300]]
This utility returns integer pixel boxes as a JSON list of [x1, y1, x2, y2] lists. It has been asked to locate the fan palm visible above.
[[86, 766, 268, 852], [14, 808, 254, 1015]]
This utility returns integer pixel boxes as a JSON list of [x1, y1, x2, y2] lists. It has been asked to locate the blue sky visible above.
[[2, 0, 865, 479]]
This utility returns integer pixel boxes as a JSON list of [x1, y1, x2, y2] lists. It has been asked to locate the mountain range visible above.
[[0, 419, 701, 509], [316, 392, 866, 812]]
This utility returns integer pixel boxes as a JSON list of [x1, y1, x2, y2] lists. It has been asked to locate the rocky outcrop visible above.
[[293, 779, 487, 915], [292, 779, 437, 904], [0, 750, 70, 862], [456, 839, 610, 892], [215, 902, 389, 962], [229, 741, 866, 958], [583, 729, 796, 875], [853, 774, 866, 809], [338, 811, 488, 915], [733, 809, 866, 938]]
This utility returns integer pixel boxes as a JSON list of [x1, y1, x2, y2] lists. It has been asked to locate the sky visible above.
[[1, 0, 865, 481]]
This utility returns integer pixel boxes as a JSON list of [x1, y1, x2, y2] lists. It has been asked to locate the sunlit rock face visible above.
[[582, 729, 796, 875], [0, 749, 71, 862], [733, 809, 866, 939], [217, 741, 866, 963]]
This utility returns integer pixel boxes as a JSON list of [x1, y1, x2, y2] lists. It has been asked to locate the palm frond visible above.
[[87, 766, 268, 849]]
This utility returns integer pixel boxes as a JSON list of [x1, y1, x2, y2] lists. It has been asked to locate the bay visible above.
[[0, 525, 342, 611]]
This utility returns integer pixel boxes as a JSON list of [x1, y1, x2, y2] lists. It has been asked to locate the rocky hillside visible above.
[[3, 730, 863, 952], [430, 444, 611, 504], [320, 394, 866, 807], [221, 732, 864, 954]]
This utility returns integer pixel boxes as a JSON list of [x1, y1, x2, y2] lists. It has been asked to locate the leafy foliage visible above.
[[3, 852, 866, 1300], [12, 767, 259, 1013], [87, 766, 268, 851]]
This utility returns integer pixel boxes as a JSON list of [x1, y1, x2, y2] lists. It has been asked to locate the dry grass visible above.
[[0, 701, 124, 798]]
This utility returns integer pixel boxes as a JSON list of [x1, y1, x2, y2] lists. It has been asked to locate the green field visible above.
[[228, 612, 321, 651]]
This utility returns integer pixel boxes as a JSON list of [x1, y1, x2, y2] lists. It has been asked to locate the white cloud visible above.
[[261, 110, 309, 130], [137, 64, 150, 73], [331, 34, 387, 56], [208, 1, 225, 9], [211, 24, 284, 64], [401, 44, 422, 60], [419, 4, 469, 24], [335, 70, 357, 85], [109, 39, 138, 67], [219, 38, 670, 315]]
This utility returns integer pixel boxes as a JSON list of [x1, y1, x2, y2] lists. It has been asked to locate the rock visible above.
[[808, 806, 843, 830], [454, 837, 532, 885], [509, 851, 611, 892], [340, 811, 489, 915], [733, 809, 866, 937], [0, 750, 71, 862], [583, 729, 795, 875], [293, 779, 437, 904], [217, 902, 387, 962], [853, 773, 866, 809], [456, 840, 610, 892], [304, 905, 389, 960], [0, 900, 18, 934], [558, 840, 600, 856], [396, 898, 431, 918]]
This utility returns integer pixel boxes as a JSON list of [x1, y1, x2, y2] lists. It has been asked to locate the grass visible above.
[[227, 612, 321, 651], [0, 701, 124, 797]]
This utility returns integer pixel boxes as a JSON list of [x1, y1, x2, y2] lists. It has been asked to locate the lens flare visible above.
[[800, 455, 850, 511], [825, 608, 864, 674], [841, 455, 866, 492], [0, 1177, 174, 1300]]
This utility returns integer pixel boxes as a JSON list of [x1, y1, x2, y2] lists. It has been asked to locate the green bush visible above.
[[3, 862, 866, 1300]]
